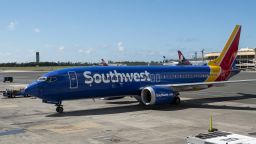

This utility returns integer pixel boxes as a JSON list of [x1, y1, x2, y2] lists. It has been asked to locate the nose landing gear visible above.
[[42, 100, 64, 113], [56, 106, 63, 113], [55, 102, 64, 113]]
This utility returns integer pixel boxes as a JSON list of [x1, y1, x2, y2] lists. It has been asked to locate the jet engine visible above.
[[140, 86, 180, 106]]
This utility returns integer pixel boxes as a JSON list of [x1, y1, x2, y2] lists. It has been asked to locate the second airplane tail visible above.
[[177, 50, 192, 65]]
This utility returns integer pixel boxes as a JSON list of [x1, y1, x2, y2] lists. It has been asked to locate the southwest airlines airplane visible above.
[[25, 25, 255, 113]]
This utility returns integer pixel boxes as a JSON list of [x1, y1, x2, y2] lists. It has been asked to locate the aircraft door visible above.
[[68, 71, 78, 89]]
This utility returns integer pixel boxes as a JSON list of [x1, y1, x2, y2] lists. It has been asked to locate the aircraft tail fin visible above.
[[178, 50, 185, 62], [101, 59, 108, 66], [178, 50, 192, 65], [208, 25, 241, 70]]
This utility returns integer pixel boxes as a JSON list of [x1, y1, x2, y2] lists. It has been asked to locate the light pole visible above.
[[201, 49, 205, 62]]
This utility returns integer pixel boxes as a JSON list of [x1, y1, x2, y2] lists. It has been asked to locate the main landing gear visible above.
[[172, 92, 181, 105], [55, 103, 64, 113], [173, 96, 181, 105]]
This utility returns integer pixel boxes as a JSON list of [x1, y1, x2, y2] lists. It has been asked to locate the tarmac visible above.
[[0, 71, 256, 144]]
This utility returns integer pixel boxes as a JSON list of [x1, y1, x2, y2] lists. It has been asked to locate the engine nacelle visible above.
[[141, 86, 177, 106]]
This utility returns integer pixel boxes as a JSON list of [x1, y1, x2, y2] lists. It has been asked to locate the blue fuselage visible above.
[[25, 65, 238, 103]]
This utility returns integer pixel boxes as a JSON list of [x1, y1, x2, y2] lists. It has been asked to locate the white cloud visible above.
[[85, 49, 92, 54], [78, 48, 92, 54], [117, 41, 125, 52], [58, 46, 65, 51], [78, 49, 83, 53], [8, 21, 17, 30], [33, 28, 40, 33]]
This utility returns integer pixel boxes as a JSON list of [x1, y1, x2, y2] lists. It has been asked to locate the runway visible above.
[[0, 71, 256, 144]]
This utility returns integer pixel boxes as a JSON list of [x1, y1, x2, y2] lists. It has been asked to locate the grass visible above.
[[0, 66, 81, 71]]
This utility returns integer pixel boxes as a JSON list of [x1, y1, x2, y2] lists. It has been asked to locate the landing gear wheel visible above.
[[173, 97, 181, 105], [56, 106, 64, 113]]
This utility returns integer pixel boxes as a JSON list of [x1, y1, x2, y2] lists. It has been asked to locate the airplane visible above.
[[25, 25, 256, 113], [177, 50, 207, 66], [100, 59, 127, 66], [163, 50, 206, 66], [162, 60, 179, 66], [99, 59, 108, 66], [162, 56, 179, 66], [177, 50, 192, 65]]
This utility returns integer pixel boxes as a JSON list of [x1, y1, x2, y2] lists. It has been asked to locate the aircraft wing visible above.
[[156, 79, 256, 92]]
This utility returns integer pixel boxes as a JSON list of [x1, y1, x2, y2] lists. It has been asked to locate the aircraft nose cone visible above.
[[25, 82, 39, 97]]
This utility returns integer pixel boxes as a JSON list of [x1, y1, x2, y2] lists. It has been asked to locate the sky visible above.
[[0, 0, 256, 63]]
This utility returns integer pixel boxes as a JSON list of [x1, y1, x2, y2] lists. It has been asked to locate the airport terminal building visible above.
[[205, 48, 256, 70]]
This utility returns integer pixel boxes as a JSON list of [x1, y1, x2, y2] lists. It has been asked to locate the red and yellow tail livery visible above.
[[207, 25, 241, 81]]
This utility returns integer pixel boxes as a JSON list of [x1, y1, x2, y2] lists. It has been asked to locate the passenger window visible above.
[[150, 74, 155, 82]]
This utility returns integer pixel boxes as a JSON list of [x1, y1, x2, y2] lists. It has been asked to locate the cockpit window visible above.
[[38, 77, 47, 81], [37, 76, 57, 83], [47, 77, 57, 82]]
